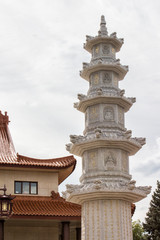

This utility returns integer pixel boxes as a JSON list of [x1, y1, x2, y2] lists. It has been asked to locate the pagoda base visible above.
[[63, 181, 151, 239], [81, 199, 132, 240]]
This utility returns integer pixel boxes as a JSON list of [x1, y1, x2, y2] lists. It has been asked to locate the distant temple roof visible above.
[[0, 111, 76, 184], [11, 191, 81, 220]]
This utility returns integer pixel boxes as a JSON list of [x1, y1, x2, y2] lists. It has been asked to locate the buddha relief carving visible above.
[[103, 72, 112, 84], [104, 152, 117, 170], [102, 44, 110, 54], [104, 107, 114, 121]]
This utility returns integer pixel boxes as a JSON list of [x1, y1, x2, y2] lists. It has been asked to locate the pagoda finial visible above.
[[98, 15, 108, 36]]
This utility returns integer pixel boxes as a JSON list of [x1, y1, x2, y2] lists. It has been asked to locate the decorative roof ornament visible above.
[[98, 15, 108, 36]]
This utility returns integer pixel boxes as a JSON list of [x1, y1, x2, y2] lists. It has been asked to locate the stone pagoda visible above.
[[64, 16, 151, 240]]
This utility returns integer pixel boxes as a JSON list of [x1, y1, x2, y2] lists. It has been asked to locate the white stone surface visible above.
[[64, 15, 151, 240], [81, 200, 132, 240]]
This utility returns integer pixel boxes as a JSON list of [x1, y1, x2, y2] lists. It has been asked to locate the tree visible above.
[[143, 180, 160, 239], [132, 220, 146, 240]]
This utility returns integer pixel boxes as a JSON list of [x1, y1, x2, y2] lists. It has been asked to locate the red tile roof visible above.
[[11, 192, 135, 219], [12, 192, 81, 219], [0, 111, 76, 183], [1, 154, 76, 169]]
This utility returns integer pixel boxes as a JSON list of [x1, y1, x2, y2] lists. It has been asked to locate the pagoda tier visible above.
[[80, 62, 128, 81], [64, 16, 151, 240], [74, 94, 135, 113]]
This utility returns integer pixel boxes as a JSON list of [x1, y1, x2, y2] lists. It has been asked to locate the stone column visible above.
[[64, 15, 151, 240], [76, 227, 81, 240], [61, 222, 70, 240], [82, 200, 132, 240]]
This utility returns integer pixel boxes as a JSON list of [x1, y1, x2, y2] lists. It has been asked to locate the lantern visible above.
[[0, 185, 15, 240]]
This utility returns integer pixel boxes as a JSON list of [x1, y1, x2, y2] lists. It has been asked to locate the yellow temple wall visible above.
[[5, 220, 59, 240], [5, 219, 80, 240], [0, 168, 58, 196]]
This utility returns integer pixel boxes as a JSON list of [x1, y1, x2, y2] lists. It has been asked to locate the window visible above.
[[15, 181, 38, 195]]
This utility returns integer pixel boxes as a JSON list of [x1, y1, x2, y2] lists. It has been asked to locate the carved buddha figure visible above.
[[104, 107, 114, 121]]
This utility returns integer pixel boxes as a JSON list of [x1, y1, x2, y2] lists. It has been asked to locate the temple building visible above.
[[0, 111, 81, 240], [64, 16, 151, 240]]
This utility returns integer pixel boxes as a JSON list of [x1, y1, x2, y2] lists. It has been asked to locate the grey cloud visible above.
[[134, 160, 160, 176], [0, 0, 160, 223]]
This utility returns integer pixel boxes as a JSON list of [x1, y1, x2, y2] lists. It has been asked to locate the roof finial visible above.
[[98, 15, 108, 36]]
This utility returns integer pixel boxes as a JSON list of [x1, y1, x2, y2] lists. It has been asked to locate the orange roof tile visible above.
[[0, 154, 76, 169], [0, 111, 76, 183], [11, 192, 135, 219], [12, 192, 81, 219]]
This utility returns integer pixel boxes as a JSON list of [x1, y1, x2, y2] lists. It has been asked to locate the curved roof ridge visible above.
[[17, 154, 75, 163], [0, 111, 76, 184], [15, 154, 76, 168]]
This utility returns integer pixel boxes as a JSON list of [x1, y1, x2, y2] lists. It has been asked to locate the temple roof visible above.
[[11, 191, 81, 220], [0, 154, 76, 169], [0, 111, 76, 184], [11, 192, 135, 219]]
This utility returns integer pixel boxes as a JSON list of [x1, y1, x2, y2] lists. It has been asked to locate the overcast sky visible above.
[[0, 0, 160, 222]]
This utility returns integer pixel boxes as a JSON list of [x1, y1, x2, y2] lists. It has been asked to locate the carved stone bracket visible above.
[[133, 137, 146, 146], [70, 134, 85, 144], [77, 93, 87, 101], [67, 132, 145, 147], [128, 97, 136, 103], [63, 180, 151, 202]]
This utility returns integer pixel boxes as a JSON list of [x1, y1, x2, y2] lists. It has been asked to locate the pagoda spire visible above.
[[98, 15, 108, 36]]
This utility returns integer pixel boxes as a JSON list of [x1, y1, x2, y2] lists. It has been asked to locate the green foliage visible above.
[[132, 220, 147, 240], [143, 180, 160, 240]]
